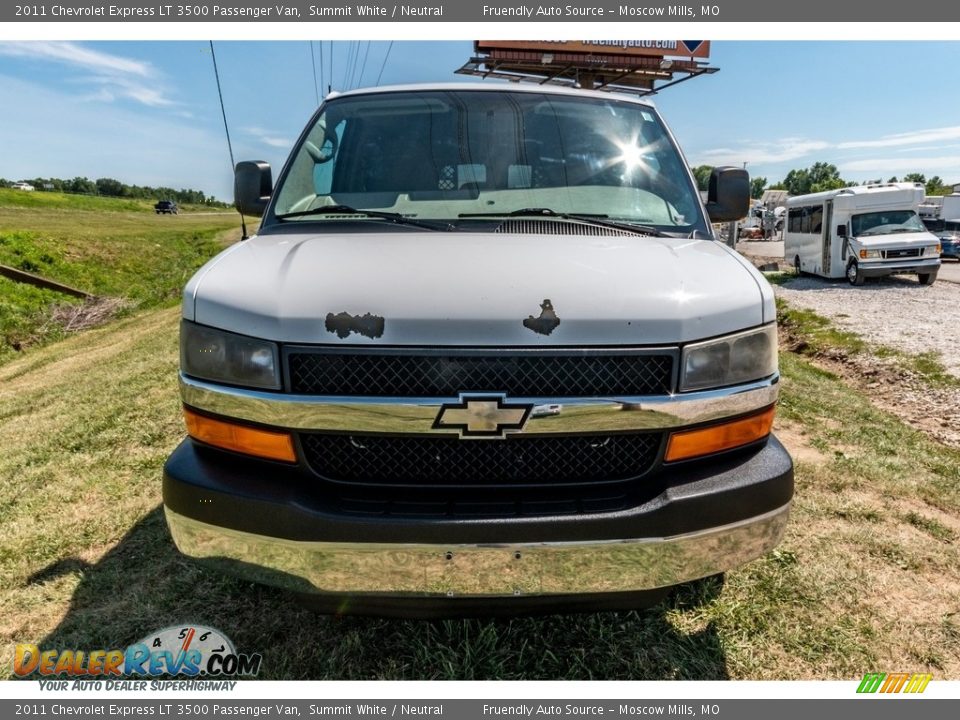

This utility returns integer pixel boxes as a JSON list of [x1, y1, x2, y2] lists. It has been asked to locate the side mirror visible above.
[[235, 161, 272, 217], [704, 167, 750, 223], [837, 224, 847, 238]]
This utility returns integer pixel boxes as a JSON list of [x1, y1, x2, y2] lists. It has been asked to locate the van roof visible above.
[[325, 82, 656, 108], [786, 182, 924, 206]]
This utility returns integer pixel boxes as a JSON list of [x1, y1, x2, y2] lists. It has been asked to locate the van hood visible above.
[[854, 230, 940, 247], [185, 231, 772, 346]]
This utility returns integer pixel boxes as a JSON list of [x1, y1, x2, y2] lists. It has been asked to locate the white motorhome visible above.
[[785, 183, 941, 285]]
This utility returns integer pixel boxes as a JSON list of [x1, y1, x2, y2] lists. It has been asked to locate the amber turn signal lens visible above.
[[184, 408, 296, 463], [665, 405, 776, 462]]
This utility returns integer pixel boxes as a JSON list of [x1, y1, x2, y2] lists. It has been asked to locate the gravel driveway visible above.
[[775, 275, 960, 378]]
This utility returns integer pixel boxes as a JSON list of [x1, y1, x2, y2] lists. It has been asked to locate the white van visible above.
[[163, 83, 792, 617], [785, 183, 941, 285]]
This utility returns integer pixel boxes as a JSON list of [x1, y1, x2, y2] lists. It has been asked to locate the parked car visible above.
[[936, 220, 960, 261], [11, 182, 35, 191], [155, 200, 179, 214]]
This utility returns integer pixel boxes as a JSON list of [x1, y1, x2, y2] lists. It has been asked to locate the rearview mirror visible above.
[[704, 167, 750, 223], [235, 161, 272, 217], [836, 224, 847, 238]]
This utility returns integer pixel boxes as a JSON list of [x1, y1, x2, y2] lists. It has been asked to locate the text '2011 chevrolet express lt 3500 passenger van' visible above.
[[162, 83, 794, 617]]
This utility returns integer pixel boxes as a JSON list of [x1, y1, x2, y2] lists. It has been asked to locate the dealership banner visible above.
[[4, 0, 957, 22]]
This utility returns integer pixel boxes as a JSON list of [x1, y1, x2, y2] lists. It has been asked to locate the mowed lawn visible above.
[[1, 299, 958, 679]]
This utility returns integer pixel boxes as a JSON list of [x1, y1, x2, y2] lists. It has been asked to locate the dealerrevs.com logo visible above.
[[14, 625, 262, 679]]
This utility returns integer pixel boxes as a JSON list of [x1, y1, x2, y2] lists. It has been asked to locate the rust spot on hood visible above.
[[325, 311, 385, 340], [523, 299, 560, 336]]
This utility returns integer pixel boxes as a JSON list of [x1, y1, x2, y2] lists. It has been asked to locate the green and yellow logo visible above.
[[857, 673, 932, 694]]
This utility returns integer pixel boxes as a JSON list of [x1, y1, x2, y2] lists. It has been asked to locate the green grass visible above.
[[762, 270, 794, 286], [1, 306, 958, 679], [1, 208, 958, 678], [0, 197, 239, 362], [0, 188, 221, 214]]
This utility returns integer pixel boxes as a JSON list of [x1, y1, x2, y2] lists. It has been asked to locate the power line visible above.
[[318, 40, 324, 101], [341, 41, 354, 90], [309, 41, 319, 106], [376, 41, 393, 86], [348, 41, 359, 89], [357, 41, 372, 89], [208, 40, 248, 240]]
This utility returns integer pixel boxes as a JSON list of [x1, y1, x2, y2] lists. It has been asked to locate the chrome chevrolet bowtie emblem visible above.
[[433, 395, 532, 439]]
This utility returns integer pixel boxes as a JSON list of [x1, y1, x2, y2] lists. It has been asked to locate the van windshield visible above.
[[270, 89, 705, 233], [851, 210, 926, 237]]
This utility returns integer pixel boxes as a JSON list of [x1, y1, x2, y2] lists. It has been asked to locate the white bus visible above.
[[785, 183, 941, 285]]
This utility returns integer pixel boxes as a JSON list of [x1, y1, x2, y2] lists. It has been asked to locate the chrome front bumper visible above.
[[165, 502, 790, 597], [179, 372, 781, 435], [858, 257, 940, 276]]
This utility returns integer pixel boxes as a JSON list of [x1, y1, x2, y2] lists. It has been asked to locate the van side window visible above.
[[809, 206, 823, 234]]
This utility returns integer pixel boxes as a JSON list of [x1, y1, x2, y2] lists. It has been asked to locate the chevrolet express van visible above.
[[163, 84, 793, 616]]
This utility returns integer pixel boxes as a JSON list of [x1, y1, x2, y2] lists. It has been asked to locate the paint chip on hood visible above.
[[523, 299, 560, 336]]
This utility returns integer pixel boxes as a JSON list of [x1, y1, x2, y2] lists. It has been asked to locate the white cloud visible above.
[[0, 41, 151, 77], [696, 126, 960, 181], [695, 139, 831, 166], [242, 126, 291, 149], [840, 156, 960, 174], [838, 126, 960, 149], [892, 143, 960, 154], [0, 41, 174, 108]]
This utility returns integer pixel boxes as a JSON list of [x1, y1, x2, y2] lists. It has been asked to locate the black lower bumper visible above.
[[163, 436, 793, 546]]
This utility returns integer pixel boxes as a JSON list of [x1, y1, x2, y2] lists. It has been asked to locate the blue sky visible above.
[[1, 40, 958, 199]]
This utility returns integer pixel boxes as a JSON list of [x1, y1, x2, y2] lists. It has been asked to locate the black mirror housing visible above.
[[837, 224, 847, 238], [704, 166, 750, 223], [235, 161, 272, 217]]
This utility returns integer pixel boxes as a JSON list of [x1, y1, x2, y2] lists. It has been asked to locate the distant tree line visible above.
[[0, 176, 230, 207], [691, 162, 955, 199]]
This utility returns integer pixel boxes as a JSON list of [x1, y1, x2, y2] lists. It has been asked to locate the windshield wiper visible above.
[[458, 207, 670, 237], [275, 205, 451, 231]]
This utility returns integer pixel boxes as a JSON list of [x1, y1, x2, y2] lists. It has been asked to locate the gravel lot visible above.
[[775, 274, 960, 378]]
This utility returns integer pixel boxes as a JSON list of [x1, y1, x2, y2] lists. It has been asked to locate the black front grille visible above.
[[883, 248, 921, 259], [287, 351, 673, 397], [300, 432, 662, 517]]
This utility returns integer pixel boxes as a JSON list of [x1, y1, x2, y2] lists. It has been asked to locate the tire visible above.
[[918, 271, 937, 286], [846, 260, 865, 286]]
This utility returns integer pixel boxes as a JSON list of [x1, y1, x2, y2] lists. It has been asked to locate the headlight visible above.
[[680, 324, 777, 392], [859, 249, 880, 259], [180, 321, 280, 390]]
